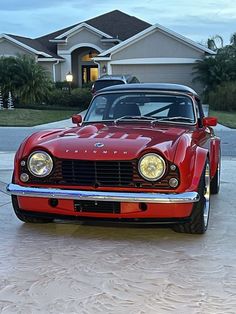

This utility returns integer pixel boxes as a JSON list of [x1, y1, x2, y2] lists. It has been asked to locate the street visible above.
[[0, 126, 235, 156]]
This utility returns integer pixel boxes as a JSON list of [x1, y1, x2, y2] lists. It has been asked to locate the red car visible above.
[[7, 83, 221, 234]]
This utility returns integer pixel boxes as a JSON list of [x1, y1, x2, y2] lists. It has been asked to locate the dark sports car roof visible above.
[[97, 83, 199, 96]]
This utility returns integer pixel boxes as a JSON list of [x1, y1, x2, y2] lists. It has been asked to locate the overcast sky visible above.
[[0, 0, 235, 45]]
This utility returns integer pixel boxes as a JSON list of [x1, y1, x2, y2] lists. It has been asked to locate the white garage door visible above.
[[111, 64, 202, 94]]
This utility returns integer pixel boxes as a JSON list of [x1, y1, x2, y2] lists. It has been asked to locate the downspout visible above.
[[53, 60, 60, 82]]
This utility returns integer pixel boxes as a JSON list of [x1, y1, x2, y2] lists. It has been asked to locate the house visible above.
[[0, 10, 215, 93]]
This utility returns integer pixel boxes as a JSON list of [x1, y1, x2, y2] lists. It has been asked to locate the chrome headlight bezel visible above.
[[27, 151, 53, 178], [138, 153, 166, 182]]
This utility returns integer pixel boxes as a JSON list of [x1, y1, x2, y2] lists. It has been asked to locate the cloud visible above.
[[0, 0, 235, 44]]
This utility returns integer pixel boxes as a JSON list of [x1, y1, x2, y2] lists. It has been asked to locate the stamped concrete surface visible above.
[[0, 154, 236, 313]]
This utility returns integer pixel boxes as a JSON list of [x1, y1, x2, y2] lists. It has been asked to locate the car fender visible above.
[[173, 134, 208, 192], [209, 137, 221, 178]]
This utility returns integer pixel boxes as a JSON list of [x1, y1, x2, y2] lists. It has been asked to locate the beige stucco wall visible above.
[[0, 39, 34, 57], [58, 28, 112, 53], [112, 30, 204, 60], [38, 61, 56, 80], [38, 61, 63, 82], [111, 64, 203, 94]]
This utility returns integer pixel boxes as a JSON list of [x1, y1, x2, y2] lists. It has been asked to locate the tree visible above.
[[12, 55, 52, 105], [206, 35, 224, 51], [230, 32, 236, 46], [0, 57, 17, 95], [0, 55, 52, 105], [194, 33, 236, 94]]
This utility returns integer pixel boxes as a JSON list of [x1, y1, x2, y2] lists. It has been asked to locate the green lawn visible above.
[[1, 108, 235, 128], [209, 110, 236, 129], [0, 108, 80, 127]]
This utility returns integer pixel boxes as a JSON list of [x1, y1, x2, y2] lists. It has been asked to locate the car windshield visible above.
[[84, 92, 196, 124]]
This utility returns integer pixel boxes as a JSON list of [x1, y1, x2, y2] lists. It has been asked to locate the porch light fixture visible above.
[[66, 72, 73, 83], [66, 72, 73, 94]]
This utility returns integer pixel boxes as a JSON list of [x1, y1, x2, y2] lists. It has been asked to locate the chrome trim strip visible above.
[[6, 183, 199, 204]]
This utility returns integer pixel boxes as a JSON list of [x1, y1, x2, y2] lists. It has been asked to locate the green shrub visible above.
[[208, 81, 236, 111], [82, 81, 94, 89], [46, 88, 92, 109], [71, 88, 92, 106]]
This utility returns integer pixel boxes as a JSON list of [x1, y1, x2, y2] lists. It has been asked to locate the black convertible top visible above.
[[97, 83, 199, 97]]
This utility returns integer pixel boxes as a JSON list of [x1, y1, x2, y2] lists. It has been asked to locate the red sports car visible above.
[[7, 83, 221, 234]]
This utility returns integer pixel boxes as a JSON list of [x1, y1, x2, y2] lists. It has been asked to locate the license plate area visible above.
[[74, 200, 120, 214]]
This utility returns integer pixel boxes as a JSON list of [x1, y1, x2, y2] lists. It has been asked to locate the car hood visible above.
[[29, 123, 189, 161]]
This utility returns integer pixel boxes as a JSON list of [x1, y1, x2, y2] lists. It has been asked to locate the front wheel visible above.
[[12, 195, 53, 223], [173, 160, 211, 234]]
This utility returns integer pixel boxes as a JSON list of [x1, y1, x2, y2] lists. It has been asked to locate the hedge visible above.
[[208, 81, 236, 111], [46, 88, 92, 109]]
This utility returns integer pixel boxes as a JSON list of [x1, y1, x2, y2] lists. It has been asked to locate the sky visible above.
[[0, 0, 235, 45]]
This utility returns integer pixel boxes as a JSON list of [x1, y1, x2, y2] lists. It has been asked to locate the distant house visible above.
[[0, 10, 215, 93]]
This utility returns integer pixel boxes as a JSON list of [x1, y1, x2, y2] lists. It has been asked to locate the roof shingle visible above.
[[4, 10, 151, 59]]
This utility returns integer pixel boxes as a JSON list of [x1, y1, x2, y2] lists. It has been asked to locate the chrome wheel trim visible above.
[[204, 163, 211, 227]]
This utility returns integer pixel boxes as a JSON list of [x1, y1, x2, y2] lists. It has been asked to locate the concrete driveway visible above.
[[1, 152, 236, 313]]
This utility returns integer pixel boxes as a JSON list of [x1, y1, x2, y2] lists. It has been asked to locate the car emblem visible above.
[[94, 142, 104, 148]]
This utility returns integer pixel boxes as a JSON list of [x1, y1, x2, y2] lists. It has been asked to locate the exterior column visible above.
[[59, 53, 72, 82]]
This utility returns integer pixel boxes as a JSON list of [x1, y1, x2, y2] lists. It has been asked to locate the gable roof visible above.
[[1, 10, 214, 62], [96, 23, 216, 58], [35, 10, 151, 55], [38, 10, 150, 41], [54, 22, 113, 40], [0, 34, 62, 59]]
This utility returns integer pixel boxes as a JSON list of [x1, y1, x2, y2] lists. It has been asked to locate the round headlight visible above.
[[27, 151, 53, 177], [138, 153, 166, 181]]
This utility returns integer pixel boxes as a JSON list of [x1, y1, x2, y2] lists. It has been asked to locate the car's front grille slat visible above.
[[61, 160, 133, 186]]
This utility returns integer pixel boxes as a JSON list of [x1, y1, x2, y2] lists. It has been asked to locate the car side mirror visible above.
[[203, 116, 217, 127], [72, 114, 82, 125]]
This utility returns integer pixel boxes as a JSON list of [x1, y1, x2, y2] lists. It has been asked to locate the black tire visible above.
[[210, 152, 221, 194], [12, 195, 53, 223], [172, 160, 211, 234]]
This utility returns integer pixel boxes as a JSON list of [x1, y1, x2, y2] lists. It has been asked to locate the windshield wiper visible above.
[[151, 116, 194, 124], [114, 115, 157, 123]]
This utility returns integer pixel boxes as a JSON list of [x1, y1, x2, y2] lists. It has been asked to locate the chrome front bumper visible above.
[[5, 183, 200, 204]]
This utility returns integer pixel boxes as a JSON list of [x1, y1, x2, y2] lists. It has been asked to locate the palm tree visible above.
[[207, 35, 224, 51], [0, 56, 17, 95], [230, 32, 236, 46], [12, 55, 52, 105], [0, 55, 52, 105]]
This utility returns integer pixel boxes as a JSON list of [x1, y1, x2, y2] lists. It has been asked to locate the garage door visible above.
[[111, 64, 202, 93]]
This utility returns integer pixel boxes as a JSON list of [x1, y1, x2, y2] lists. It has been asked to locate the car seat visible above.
[[113, 102, 141, 119]]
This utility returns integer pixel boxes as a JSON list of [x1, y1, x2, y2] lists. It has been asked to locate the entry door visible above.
[[82, 66, 98, 85]]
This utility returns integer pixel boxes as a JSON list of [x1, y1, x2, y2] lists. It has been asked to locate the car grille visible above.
[[61, 160, 133, 186], [23, 158, 179, 189]]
